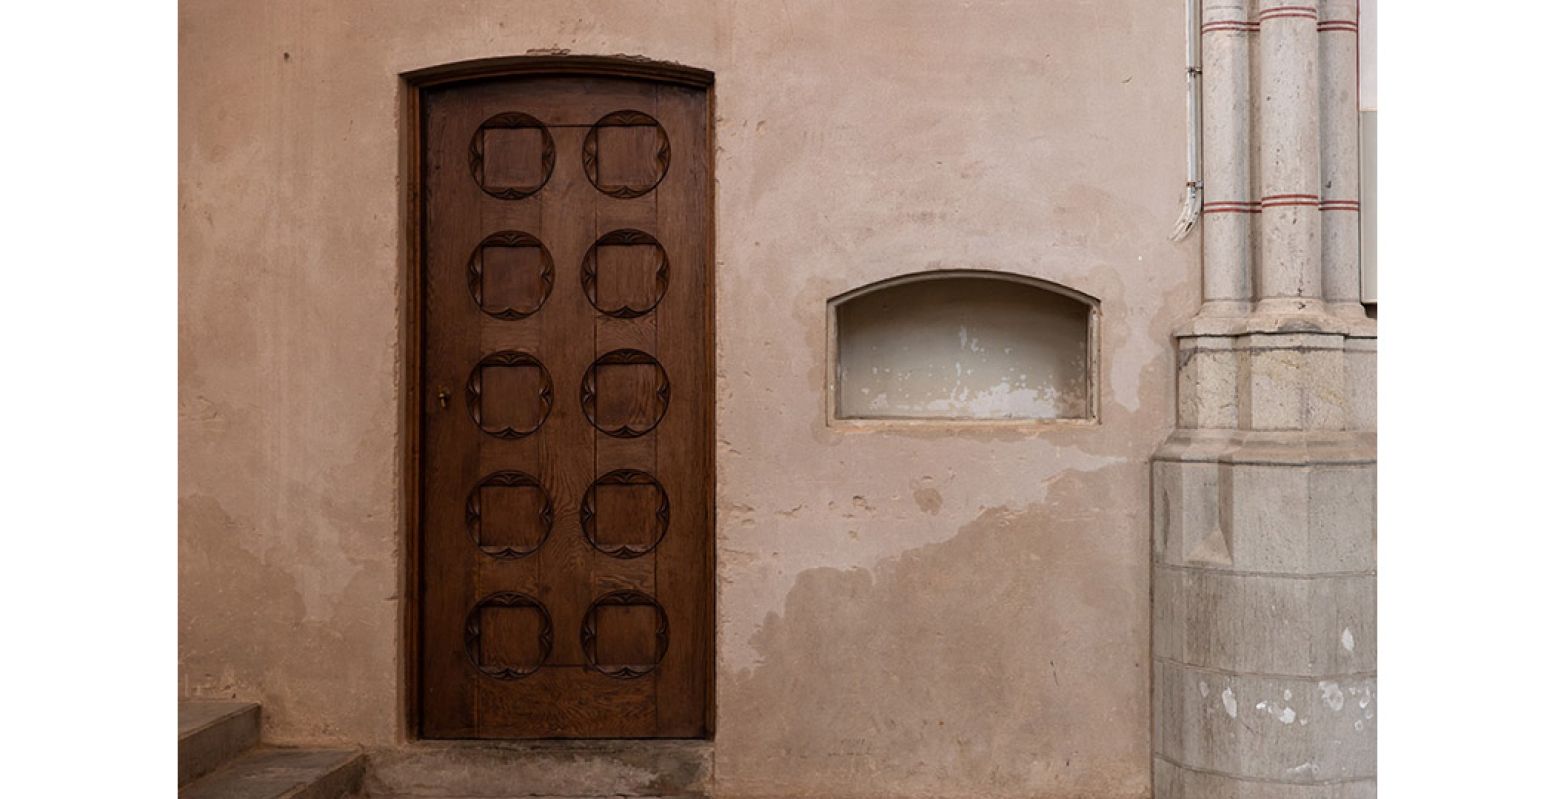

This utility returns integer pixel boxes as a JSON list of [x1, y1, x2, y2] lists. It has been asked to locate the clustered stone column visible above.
[[1153, 2, 1377, 797]]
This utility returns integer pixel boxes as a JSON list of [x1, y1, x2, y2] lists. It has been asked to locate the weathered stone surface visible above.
[[1246, 338, 1349, 432], [1154, 758, 1375, 799], [1176, 330, 1372, 434], [1177, 340, 1240, 430], [1154, 662, 1376, 784], [1153, 461, 1376, 575], [364, 741, 711, 798], [1153, 567, 1375, 676], [1343, 339, 1377, 432]]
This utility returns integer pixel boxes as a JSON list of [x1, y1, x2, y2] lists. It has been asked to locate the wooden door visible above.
[[416, 72, 711, 739]]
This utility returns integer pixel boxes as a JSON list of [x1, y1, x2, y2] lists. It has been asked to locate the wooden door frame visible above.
[[399, 55, 717, 741]]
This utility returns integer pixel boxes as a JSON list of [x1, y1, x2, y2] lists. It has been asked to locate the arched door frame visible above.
[[398, 54, 716, 740]]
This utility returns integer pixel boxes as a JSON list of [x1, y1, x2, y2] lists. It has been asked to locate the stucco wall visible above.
[[178, 1, 1195, 796]]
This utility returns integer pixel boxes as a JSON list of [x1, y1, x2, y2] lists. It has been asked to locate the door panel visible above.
[[418, 74, 710, 739]]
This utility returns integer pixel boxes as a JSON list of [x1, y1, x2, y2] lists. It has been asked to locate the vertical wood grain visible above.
[[418, 71, 710, 739]]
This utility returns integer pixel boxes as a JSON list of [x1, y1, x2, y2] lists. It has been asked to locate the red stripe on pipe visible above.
[[1202, 23, 1258, 32]]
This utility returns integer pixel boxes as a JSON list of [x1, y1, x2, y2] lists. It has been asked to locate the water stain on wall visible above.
[[717, 463, 1151, 799], [179, 494, 396, 745]]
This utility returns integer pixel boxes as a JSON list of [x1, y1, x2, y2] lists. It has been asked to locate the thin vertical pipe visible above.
[[1170, 0, 1203, 243]]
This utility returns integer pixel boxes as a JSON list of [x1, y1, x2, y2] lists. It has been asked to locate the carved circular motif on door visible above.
[[580, 349, 670, 438], [469, 112, 556, 200], [467, 231, 554, 319], [580, 229, 669, 318], [581, 110, 671, 199], [580, 590, 669, 679], [467, 351, 554, 439], [580, 470, 670, 558], [464, 592, 553, 680], [466, 470, 554, 559]]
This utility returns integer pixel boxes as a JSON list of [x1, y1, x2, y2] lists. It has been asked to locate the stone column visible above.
[[1152, 2, 1377, 797], [1320, 0, 1366, 317], [1256, 0, 1324, 314], [1200, 1, 1256, 316]]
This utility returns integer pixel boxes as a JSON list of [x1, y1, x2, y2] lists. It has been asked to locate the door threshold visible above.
[[370, 738, 711, 797]]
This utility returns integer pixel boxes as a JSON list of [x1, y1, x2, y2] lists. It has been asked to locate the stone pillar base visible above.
[[1152, 317, 1375, 797], [1155, 757, 1376, 799]]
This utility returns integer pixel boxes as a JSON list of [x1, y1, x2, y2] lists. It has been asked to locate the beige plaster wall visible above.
[[179, 1, 1196, 796]]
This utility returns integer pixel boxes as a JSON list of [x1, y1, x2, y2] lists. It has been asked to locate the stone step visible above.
[[179, 747, 366, 799], [179, 701, 261, 786], [365, 740, 711, 798]]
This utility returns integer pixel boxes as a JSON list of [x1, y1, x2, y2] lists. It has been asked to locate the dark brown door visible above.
[[417, 73, 711, 738]]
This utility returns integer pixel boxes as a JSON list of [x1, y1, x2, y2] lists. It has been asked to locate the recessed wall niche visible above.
[[830, 271, 1097, 422]]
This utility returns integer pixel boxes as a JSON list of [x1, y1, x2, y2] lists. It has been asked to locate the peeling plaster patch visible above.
[[833, 276, 1091, 419], [1221, 688, 1238, 718], [717, 447, 1116, 673], [1198, 681, 1209, 698], [1279, 707, 1297, 724], [179, 495, 391, 744], [1342, 627, 1355, 652], [908, 475, 939, 512], [718, 467, 1148, 796], [1319, 681, 1346, 711]]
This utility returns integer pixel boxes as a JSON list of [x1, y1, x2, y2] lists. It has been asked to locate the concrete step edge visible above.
[[178, 701, 262, 786], [179, 747, 366, 799]]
